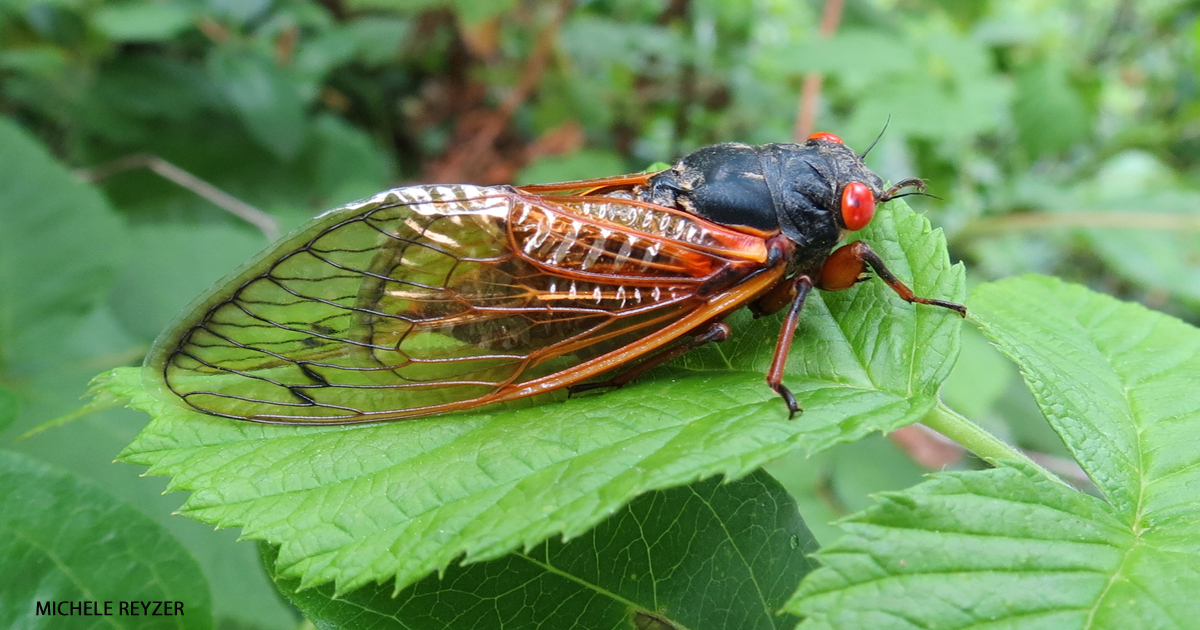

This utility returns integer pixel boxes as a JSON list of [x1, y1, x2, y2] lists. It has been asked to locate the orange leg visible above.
[[818, 241, 967, 316], [765, 243, 965, 418], [766, 275, 815, 418], [749, 276, 797, 318]]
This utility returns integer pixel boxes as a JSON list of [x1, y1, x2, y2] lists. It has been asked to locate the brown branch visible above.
[[196, 16, 230, 43], [491, 1, 567, 135], [896, 424, 1092, 488], [75, 154, 280, 241], [275, 23, 299, 66], [889, 425, 965, 469], [956, 211, 1200, 240], [469, 3, 568, 155], [316, 0, 347, 21], [793, 0, 845, 141]]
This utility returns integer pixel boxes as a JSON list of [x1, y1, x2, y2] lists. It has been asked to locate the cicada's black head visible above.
[[644, 134, 918, 272]]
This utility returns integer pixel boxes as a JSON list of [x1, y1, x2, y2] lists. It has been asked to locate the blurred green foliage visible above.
[[3, 0, 1200, 628]]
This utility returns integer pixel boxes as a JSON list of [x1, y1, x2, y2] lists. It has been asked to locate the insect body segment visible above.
[[146, 133, 963, 424]]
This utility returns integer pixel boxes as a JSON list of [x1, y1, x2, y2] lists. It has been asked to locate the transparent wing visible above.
[[145, 185, 779, 423]]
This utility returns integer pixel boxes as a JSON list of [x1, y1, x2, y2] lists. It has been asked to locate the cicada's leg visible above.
[[749, 275, 797, 318], [568, 320, 732, 396], [818, 241, 967, 316], [766, 275, 814, 418]]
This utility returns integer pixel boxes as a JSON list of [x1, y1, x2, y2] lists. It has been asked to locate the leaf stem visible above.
[[921, 401, 1066, 485], [955, 211, 1200, 241]]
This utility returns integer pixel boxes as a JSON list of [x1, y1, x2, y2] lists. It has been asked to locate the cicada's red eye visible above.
[[841, 182, 875, 231], [807, 132, 843, 144]]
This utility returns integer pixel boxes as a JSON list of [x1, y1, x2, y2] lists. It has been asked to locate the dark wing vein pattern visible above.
[[146, 184, 767, 423]]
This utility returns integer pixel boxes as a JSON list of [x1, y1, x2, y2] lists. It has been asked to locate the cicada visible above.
[[145, 132, 966, 424]]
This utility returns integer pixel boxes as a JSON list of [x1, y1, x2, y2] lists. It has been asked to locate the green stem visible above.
[[955, 211, 1200, 241], [922, 401, 1066, 485]]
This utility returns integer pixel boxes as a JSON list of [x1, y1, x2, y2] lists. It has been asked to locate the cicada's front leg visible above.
[[818, 241, 966, 316]]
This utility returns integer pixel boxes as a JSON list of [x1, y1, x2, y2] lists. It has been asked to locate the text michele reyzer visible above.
[[35, 601, 185, 617]]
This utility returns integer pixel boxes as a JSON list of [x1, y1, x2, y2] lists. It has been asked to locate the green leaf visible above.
[[0, 384, 17, 432], [788, 464, 1143, 628], [108, 366, 821, 598], [23, 3, 86, 46], [971, 275, 1200, 534], [1072, 155, 1200, 308], [1, 306, 294, 630], [206, 0, 271, 25], [829, 436, 926, 514], [1013, 58, 1091, 158], [0, 46, 68, 75], [0, 450, 213, 629], [266, 471, 817, 629], [563, 18, 685, 75], [517, 149, 628, 185], [768, 435, 927, 548], [941, 325, 1013, 419], [87, 55, 220, 127], [837, 24, 1010, 144], [92, 2, 196, 42], [343, 0, 451, 11], [109, 222, 266, 341], [0, 118, 128, 370], [207, 48, 308, 161], [344, 0, 517, 24], [309, 114, 393, 205], [344, 17, 412, 67], [452, 0, 518, 24], [108, 199, 962, 595], [786, 276, 1200, 628], [1088, 227, 1200, 307], [782, 30, 918, 82]]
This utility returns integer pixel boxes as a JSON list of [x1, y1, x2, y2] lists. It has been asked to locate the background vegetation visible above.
[[2, 0, 1199, 628]]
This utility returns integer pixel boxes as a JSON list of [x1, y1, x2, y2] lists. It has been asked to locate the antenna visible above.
[[858, 115, 891, 159]]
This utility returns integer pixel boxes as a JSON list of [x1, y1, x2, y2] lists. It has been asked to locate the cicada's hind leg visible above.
[[763, 276, 815, 418], [819, 241, 967, 316], [567, 321, 732, 396]]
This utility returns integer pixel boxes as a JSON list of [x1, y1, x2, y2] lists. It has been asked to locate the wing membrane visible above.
[[146, 185, 779, 423]]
